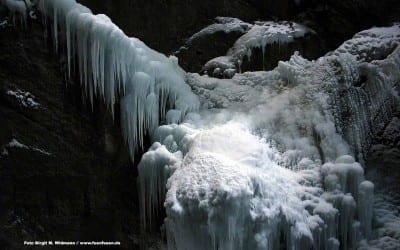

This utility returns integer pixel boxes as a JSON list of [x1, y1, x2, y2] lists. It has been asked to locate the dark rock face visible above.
[[175, 30, 245, 74], [0, 23, 158, 249], [77, 0, 400, 73], [78, 0, 262, 55]]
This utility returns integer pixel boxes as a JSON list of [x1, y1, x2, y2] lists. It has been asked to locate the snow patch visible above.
[[6, 139, 52, 156], [179, 17, 251, 50], [6, 89, 40, 109], [7, 138, 29, 149]]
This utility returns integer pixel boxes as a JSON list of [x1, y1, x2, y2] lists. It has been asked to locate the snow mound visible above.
[[164, 122, 314, 250]]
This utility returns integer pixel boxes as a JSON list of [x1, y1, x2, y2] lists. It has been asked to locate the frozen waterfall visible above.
[[7, 0, 399, 249], [140, 25, 400, 249]]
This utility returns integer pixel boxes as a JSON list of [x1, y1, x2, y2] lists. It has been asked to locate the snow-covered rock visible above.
[[5, 138, 51, 156], [175, 17, 251, 73], [335, 24, 400, 62], [181, 17, 251, 46], [6, 89, 40, 109], [203, 21, 319, 76]]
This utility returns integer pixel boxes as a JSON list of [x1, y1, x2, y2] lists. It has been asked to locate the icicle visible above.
[[358, 181, 374, 239], [39, 0, 199, 159]]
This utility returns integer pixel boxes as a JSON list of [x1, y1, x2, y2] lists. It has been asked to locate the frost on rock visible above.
[[203, 56, 237, 79], [5, 139, 52, 156], [7, 138, 29, 149], [175, 17, 252, 74], [139, 24, 400, 249], [179, 17, 251, 50], [6, 89, 40, 109], [331, 26, 400, 159], [203, 21, 313, 77], [38, 0, 199, 158], [229, 21, 312, 64], [335, 24, 400, 62]]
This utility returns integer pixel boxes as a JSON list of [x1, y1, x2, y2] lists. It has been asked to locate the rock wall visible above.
[[0, 22, 158, 249]]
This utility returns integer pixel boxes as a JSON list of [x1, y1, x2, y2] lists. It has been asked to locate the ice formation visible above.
[[20, 1, 400, 249], [139, 24, 400, 250], [229, 21, 312, 64], [0, 0, 34, 28], [335, 25, 400, 62], [203, 21, 313, 76], [37, 0, 199, 157], [361, 194, 400, 249], [178, 17, 251, 50], [331, 25, 400, 159]]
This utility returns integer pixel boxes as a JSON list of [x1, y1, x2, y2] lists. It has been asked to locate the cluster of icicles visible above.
[[37, 0, 199, 157]]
